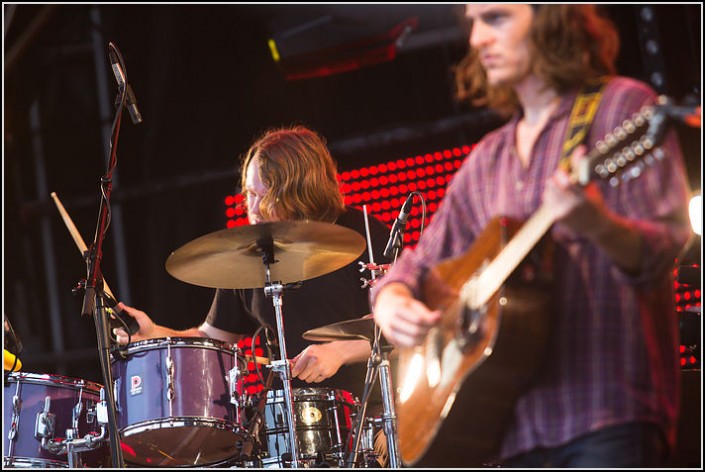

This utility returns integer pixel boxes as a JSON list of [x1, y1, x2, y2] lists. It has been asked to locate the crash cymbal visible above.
[[166, 220, 366, 289], [303, 314, 377, 342]]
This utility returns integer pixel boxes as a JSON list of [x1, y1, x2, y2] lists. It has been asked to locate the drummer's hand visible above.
[[112, 303, 158, 344], [373, 282, 440, 348], [290, 343, 344, 383]]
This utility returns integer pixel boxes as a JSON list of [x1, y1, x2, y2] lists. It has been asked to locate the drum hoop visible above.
[[115, 337, 236, 357], [4, 372, 104, 394], [3, 456, 71, 468], [260, 455, 318, 466], [266, 387, 358, 405], [121, 417, 248, 438]]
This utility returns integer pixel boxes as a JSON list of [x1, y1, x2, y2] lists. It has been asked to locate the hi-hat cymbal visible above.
[[165, 220, 366, 289], [303, 315, 377, 342]]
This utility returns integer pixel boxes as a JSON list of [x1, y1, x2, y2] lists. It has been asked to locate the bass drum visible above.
[[111, 337, 248, 467], [3, 372, 111, 468]]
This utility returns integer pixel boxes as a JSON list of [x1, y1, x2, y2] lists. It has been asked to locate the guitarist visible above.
[[372, 4, 692, 468]]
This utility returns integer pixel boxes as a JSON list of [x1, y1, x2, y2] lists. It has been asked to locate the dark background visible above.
[[3, 4, 701, 384]]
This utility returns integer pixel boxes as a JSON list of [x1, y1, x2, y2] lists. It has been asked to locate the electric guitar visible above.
[[393, 99, 672, 467]]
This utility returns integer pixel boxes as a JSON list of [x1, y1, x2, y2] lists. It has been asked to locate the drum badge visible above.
[[300, 406, 323, 425], [130, 375, 143, 395]]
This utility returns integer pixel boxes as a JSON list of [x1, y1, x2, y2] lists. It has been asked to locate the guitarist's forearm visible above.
[[586, 205, 690, 279], [585, 211, 643, 276]]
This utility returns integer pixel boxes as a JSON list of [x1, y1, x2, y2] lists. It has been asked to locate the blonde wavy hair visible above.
[[455, 4, 620, 116], [239, 126, 345, 223]]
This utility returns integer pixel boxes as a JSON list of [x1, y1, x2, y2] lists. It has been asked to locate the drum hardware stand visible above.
[[258, 236, 301, 468], [345, 333, 401, 468], [358, 262, 390, 289], [240, 364, 275, 462], [34, 385, 109, 467], [376, 337, 401, 468], [75, 279, 124, 467], [346, 206, 401, 468], [345, 352, 379, 467]]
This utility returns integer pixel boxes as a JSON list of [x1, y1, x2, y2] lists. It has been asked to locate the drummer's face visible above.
[[245, 158, 276, 224]]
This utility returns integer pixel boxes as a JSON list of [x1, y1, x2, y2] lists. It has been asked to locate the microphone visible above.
[[383, 194, 414, 258], [109, 49, 143, 124]]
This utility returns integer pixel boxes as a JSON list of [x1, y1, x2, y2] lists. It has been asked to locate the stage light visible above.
[[688, 191, 701, 235]]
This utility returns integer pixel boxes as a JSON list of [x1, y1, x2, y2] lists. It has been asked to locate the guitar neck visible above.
[[475, 204, 556, 307]]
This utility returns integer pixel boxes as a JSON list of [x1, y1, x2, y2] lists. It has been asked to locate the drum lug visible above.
[[228, 366, 241, 407], [35, 396, 56, 440], [72, 388, 84, 432], [113, 379, 121, 413], [9, 394, 21, 441], [96, 388, 109, 426], [228, 354, 246, 427], [165, 355, 175, 401]]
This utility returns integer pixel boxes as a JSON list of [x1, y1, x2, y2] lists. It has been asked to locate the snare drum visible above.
[[260, 387, 358, 468], [111, 337, 247, 467], [3, 372, 110, 468]]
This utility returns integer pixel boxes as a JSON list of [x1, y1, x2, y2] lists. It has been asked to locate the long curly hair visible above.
[[455, 5, 620, 116], [239, 126, 345, 223]]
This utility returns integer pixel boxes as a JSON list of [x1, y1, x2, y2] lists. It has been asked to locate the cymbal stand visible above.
[[345, 352, 378, 467], [259, 237, 300, 468], [344, 331, 400, 468], [376, 332, 401, 468]]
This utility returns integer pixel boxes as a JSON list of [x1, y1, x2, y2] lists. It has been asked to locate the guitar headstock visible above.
[[576, 95, 671, 187]]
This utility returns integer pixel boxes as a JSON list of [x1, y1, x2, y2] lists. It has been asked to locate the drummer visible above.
[[113, 125, 391, 407]]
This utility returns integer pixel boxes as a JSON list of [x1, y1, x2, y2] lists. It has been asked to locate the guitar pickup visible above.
[[457, 303, 486, 351]]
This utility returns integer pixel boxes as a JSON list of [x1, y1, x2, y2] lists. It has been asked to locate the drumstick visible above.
[[51, 192, 116, 299], [50, 192, 139, 334], [244, 354, 270, 365]]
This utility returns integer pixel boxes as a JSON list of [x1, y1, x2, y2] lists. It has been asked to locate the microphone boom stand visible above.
[[78, 90, 126, 467], [346, 205, 401, 467]]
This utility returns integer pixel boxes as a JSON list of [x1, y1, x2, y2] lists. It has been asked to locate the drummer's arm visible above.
[[332, 339, 373, 364], [114, 303, 243, 344], [198, 322, 244, 344], [298, 339, 372, 366], [291, 340, 371, 382]]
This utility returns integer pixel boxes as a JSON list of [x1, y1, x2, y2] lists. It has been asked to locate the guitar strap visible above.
[[559, 78, 608, 171]]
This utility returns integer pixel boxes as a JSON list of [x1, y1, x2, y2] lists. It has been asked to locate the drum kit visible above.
[[4, 218, 402, 468]]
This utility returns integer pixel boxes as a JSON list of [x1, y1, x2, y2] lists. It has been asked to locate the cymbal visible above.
[[165, 220, 366, 289], [303, 315, 377, 342]]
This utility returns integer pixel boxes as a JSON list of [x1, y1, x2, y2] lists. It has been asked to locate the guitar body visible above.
[[395, 216, 554, 467]]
